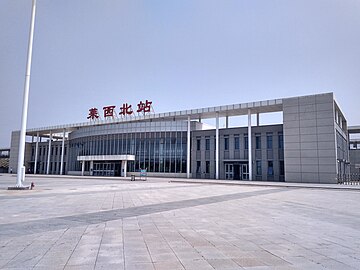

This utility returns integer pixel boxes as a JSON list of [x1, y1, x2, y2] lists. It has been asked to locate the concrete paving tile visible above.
[[154, 260, 185, 270], [195, 247, 228, 260], [1, 267, 35, 270], [258, 256, 291, 266], [316, 257, 359, 270], [94, 262, 124, 270], [33, 265, 65, 270], [148, 247, 173, 254], [64, 265, 95, 270], [66, 244, 99, 266], [176, 251, 203, 261], [331, 254, 360, 269], [216, 247, 253, 259], [3, 252, 44, 268], [232, 257, 267, 268], [241, 267, 271, 270], [151, 252, 178, 262], [97, 243, 123, 257], [207, 258, 241, 269], [0, 252, 19, 261], [125, 262, 155, 270], [125, 253, 152, 263], [180, 259, 215, 270], [96, 254, 124, 265], [0, 260, 10, 268]]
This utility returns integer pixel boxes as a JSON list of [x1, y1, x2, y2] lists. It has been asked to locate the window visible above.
[[279, 161, 284, 176], [206, 161, 210, 174], [205, 138, 210, 150], [196, 161, 201, 173], [267, 133, 273, 149], [234, 136, 240, 150], [197, 138, 201, 151], [278, 133, 283, 149], [255, 134, 261, 149], [267, 161, 274, 176], [224, 136, 229, 150], [256, 161, 262, 175], [244, 135, 248, 149]]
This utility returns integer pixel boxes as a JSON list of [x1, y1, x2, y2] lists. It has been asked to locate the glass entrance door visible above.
[[225, 164, 234, 180], [93, 162, 115, 176], [241, 164, 249, 180]]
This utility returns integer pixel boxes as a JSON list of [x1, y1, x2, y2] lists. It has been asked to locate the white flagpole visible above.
[[16, 0, 37, 187]]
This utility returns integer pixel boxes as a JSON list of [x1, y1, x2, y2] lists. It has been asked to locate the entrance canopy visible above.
[[77, 155, 135, 162]]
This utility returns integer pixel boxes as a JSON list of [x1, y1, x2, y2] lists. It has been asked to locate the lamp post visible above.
[[15, 0, 37, 187]]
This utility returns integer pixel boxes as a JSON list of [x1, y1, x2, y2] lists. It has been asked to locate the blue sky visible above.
[[1, 0, 360, 147]]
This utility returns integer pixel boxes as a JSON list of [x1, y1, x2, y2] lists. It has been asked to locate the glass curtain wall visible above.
[[68, 131, 187, 173]]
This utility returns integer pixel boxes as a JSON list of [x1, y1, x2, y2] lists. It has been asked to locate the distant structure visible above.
[[349, 126, 360, 175], [0, 149, 10, 173], [7, 92, 357, 184]]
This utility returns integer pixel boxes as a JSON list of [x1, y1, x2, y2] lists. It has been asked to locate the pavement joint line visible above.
[[63, 225, 88, 269], [94, 222, 107, 270], [32, 228, 69, 269]]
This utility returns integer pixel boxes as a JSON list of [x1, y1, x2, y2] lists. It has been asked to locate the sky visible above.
[[0, 0, 360, 148]]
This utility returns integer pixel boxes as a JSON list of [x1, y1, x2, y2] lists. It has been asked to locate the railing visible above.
[[338, 174, 360, 185]]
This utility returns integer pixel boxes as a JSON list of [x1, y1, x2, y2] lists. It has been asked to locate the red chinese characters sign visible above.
[[137, 100, 152, 113], [87, 108, 99, 120], [120, 103, 133, 115], [87, 100, 153, 120], [103, 105, 116, 118]]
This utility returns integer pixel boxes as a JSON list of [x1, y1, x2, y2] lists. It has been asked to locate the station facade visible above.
[[8, 92, 352, 184]]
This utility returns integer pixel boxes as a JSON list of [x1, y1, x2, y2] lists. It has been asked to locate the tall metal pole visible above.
[[187, 116, 191, 178], [216, 112, 219, 179], [16, 0, 37, 187]]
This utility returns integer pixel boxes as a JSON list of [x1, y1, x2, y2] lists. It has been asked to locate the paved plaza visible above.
[[0, 175, 359, 270]]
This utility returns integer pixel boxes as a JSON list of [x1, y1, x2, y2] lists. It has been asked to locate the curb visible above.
[[169, 180, 360, 191]]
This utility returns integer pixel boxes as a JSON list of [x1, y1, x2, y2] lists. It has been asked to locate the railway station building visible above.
[[8, 92, 352, 184]]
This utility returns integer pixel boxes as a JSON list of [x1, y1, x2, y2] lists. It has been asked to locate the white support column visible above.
[[216, 112, 219, 180], [81, 161, 85, 176], [90, 161, 94, 176], [34, 132, 39, 174], [225, 116, 229, 129], [257, 113, 260, 126], [46, 131, 52, 175], [121, 160, 128, 177], [187, 116, 191, 178], [60, 129, 65, 175], [124, 161, 127, 177], [248, 109, 252, 181]]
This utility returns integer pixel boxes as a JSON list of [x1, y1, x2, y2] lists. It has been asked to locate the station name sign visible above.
[[87, 100, 153, 120]]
